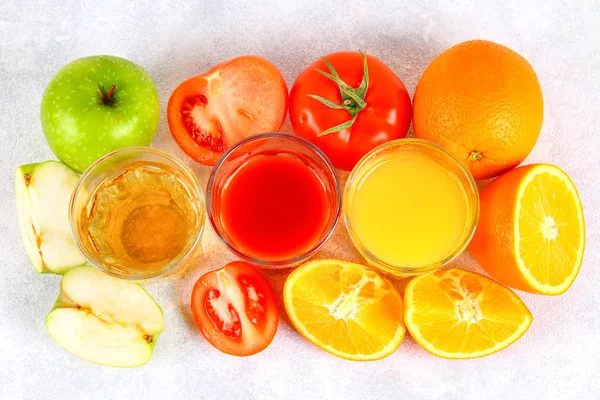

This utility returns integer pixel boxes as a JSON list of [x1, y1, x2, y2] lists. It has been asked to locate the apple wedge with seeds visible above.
[[46, 266, 165, 368]]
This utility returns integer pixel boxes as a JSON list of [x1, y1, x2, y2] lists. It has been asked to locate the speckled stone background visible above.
[[1, 1, 599, 399]]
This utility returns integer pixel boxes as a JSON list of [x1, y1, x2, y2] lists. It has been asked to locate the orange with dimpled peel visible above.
[[413, 40, 544, 180]]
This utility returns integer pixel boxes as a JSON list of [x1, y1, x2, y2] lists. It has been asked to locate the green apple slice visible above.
[[46, 266, 165, 368], [15, 160, 86, 274]]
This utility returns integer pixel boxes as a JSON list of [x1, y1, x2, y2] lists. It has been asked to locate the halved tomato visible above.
[[167, 56, 288, 165], [190, 261, 279, 356]]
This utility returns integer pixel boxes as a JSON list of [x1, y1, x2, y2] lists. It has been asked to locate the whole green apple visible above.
[[41, 55, 160, 172]]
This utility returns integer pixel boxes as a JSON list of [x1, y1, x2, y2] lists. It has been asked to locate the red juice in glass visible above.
[[207, 133, 341, 267], [221, 155, 329, 260]]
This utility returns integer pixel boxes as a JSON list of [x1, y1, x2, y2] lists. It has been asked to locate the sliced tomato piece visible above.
[[167, 56, 288, 166], [190, 261, 279, 356]]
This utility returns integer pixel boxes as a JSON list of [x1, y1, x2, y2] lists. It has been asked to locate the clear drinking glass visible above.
[[207, 133, 341, 268], [70, 147, 205, 280], [344, 139, 479, 277]]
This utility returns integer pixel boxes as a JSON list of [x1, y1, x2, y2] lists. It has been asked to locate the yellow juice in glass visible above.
[[344, 139, 479, 276]]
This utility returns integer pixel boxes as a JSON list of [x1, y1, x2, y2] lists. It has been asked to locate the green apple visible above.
[[41, 55, 160, 173], [46, 266, 165, 368], [15, 161, 87, 274]]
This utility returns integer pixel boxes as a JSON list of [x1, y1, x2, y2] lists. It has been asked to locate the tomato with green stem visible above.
[[190, 261, 279, 356], [289, 51, 412, 171]]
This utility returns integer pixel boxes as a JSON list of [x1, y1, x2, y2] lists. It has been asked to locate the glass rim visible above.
[[206, 132, 342, 267], [69, 146, 205, 281], [343, 138, 480, 276]]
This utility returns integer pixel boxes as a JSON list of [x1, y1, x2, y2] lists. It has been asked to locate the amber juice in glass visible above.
[[70, 147, 205, 280]]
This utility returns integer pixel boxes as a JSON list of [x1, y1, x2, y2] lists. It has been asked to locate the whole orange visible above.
[[413, 40, 544, 180]]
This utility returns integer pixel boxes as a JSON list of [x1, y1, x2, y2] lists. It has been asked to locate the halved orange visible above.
[[404, 268, 532, 359], [283, 259, 405, 361], [470, 164, 585, 295]]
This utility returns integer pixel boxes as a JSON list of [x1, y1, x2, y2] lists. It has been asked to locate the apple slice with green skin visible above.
[[46, 266, 165, 368], [15, 161, 87, 274]]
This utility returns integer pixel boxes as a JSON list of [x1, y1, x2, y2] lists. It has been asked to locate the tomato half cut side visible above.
[[168, 56, 288, 166], [190, 261, 279, 356]]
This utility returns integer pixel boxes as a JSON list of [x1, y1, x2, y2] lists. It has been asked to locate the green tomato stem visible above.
[[307, 51, 370, 136]]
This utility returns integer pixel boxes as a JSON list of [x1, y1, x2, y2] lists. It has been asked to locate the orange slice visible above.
[[283, 259, 405, 361], [470, 164, 585, 295], [404, 268, 532, 359]]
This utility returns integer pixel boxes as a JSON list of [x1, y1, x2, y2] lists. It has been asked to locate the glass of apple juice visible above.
[[70, 147, 205, 280]]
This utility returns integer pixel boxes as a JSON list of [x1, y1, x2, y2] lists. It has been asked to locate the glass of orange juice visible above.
[[344, 139, 479, 276]]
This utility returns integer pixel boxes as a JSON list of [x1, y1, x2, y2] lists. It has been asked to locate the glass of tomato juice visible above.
[[207, 133, 341, 267]]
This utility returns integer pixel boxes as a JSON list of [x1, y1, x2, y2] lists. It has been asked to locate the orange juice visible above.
[[344, 139, 478, 276]]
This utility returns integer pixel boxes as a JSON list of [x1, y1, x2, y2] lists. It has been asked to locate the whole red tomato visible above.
[[289, 52, 412, 171]]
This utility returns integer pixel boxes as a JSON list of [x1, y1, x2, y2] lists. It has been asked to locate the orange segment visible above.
[[470, 163, 585, 295], [283, 259, 405, 361], [404, 268, 532, 359]]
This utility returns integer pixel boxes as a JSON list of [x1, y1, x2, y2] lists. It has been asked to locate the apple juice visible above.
[[84, 164, 197, 275], [71, 148, 205, 280]]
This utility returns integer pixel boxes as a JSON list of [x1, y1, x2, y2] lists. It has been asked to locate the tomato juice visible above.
[[221, 155, 329, 261], [208, 133, 341, 265]]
